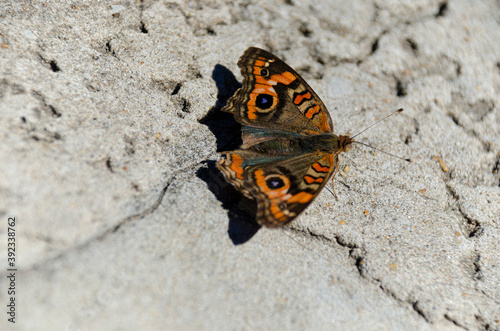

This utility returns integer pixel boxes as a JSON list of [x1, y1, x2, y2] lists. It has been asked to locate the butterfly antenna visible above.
[[351, 108, 404, 139], [352, 141, 411, 162]]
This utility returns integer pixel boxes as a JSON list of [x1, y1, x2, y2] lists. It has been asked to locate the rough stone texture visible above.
[[0, 0, 498, 330]]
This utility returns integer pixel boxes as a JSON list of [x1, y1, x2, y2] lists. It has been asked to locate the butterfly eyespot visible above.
[[256, 94, 274, 109], [260, 68, 269, 77], [266, 176, 285, 189]]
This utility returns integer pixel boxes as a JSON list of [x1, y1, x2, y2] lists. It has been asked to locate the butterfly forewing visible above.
[[223, 47, 334, 135]]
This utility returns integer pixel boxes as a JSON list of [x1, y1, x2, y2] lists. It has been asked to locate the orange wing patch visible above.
[[305, 104, 321, 119], [246, 58, 297, 120], [228, 153, 245, 179], [287, 191, 314, 204], [312, 162, 330, 173], [293, 91, 312, 105], [304, 175, 324, 184], [269, 71, 295, 85]]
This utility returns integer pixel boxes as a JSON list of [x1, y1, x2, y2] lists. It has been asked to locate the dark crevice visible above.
[[30, 129, 62, 143], [354, 256, 365, 276], [288, 227, 364, 268], [206, 27, 216, 35], [140, 21, 148, 33], [124, 137, 135, 155], [371, 37, 379, 54], [138, 0, 148, 33], [177, 98, 191, 118], [474, 315, 491, 330], [106, 40, 117, 57], [447, 110, 492, 152], [286, 228, 369, 277], [396, 79, 407, 97], [297, 65, 311, 75], [299, 24, 312, 37], [473, 253, 483, 280], [106, 157, 114, 173], [171, 83, 182, 95], [444, 314, 468, 330], [377, 285, 432, 322], [334, 234, 359, 250], [38, 54, 62, 73], [32, 90, 62, 118], [405, 38, 419, 55], [448, 112, 460, 126], [412, 302, 429, 321], [405, 118, 420, 144], [48, 105, 62, 118], [49, 60, 61, 72], [290, 227, 336, 247], [181, 98, 191, 113], [444, 183, 484, 238], [366, 29, 388, 58], [492, 154, 500, 186], [315, 56, 325, 66], [436, 1, 448, 17], [106, 41, 112, 53], [468, 220, 484, 238]]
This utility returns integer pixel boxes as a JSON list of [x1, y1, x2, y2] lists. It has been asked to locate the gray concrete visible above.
[[0, 0, 498, 330]]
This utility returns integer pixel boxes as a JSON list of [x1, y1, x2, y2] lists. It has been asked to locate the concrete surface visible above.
[[0, 0, 499, 330]]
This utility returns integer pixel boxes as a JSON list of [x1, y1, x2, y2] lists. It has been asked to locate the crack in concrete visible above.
[[288, 201, 492, 328], [444, 314, 469, 330], [24, 162, 202, 272], [472, 253, 483, 281], [405, 117, 420, 145], [32, 90, 62, 118], [443, 181, 484, 239], [137, 0, 148, 34], [438, 177, 495, 329], [288, 228, 400, 309], [447, 111, 492, 153]]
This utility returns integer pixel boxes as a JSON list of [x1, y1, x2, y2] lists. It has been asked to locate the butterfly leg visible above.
[[330, 156, 341, 201]]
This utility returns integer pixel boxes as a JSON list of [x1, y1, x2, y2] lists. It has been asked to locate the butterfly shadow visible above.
[[197, 64, 261, 245]]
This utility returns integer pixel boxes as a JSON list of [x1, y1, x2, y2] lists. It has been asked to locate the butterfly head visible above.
[[339, 135, 353, 153]]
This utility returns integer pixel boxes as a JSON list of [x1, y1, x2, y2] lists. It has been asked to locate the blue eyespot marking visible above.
[[256, 94, 273, 109]]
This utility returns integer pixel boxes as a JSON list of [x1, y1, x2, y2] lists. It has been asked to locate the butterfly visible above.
[[217, 47, 354, 228]]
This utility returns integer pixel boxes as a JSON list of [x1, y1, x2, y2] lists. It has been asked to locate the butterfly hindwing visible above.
[[217, 150, 337, 227]]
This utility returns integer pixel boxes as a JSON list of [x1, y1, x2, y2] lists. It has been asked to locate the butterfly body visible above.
[[243, 130, 351, 157], [217, 47, 353, 228]]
